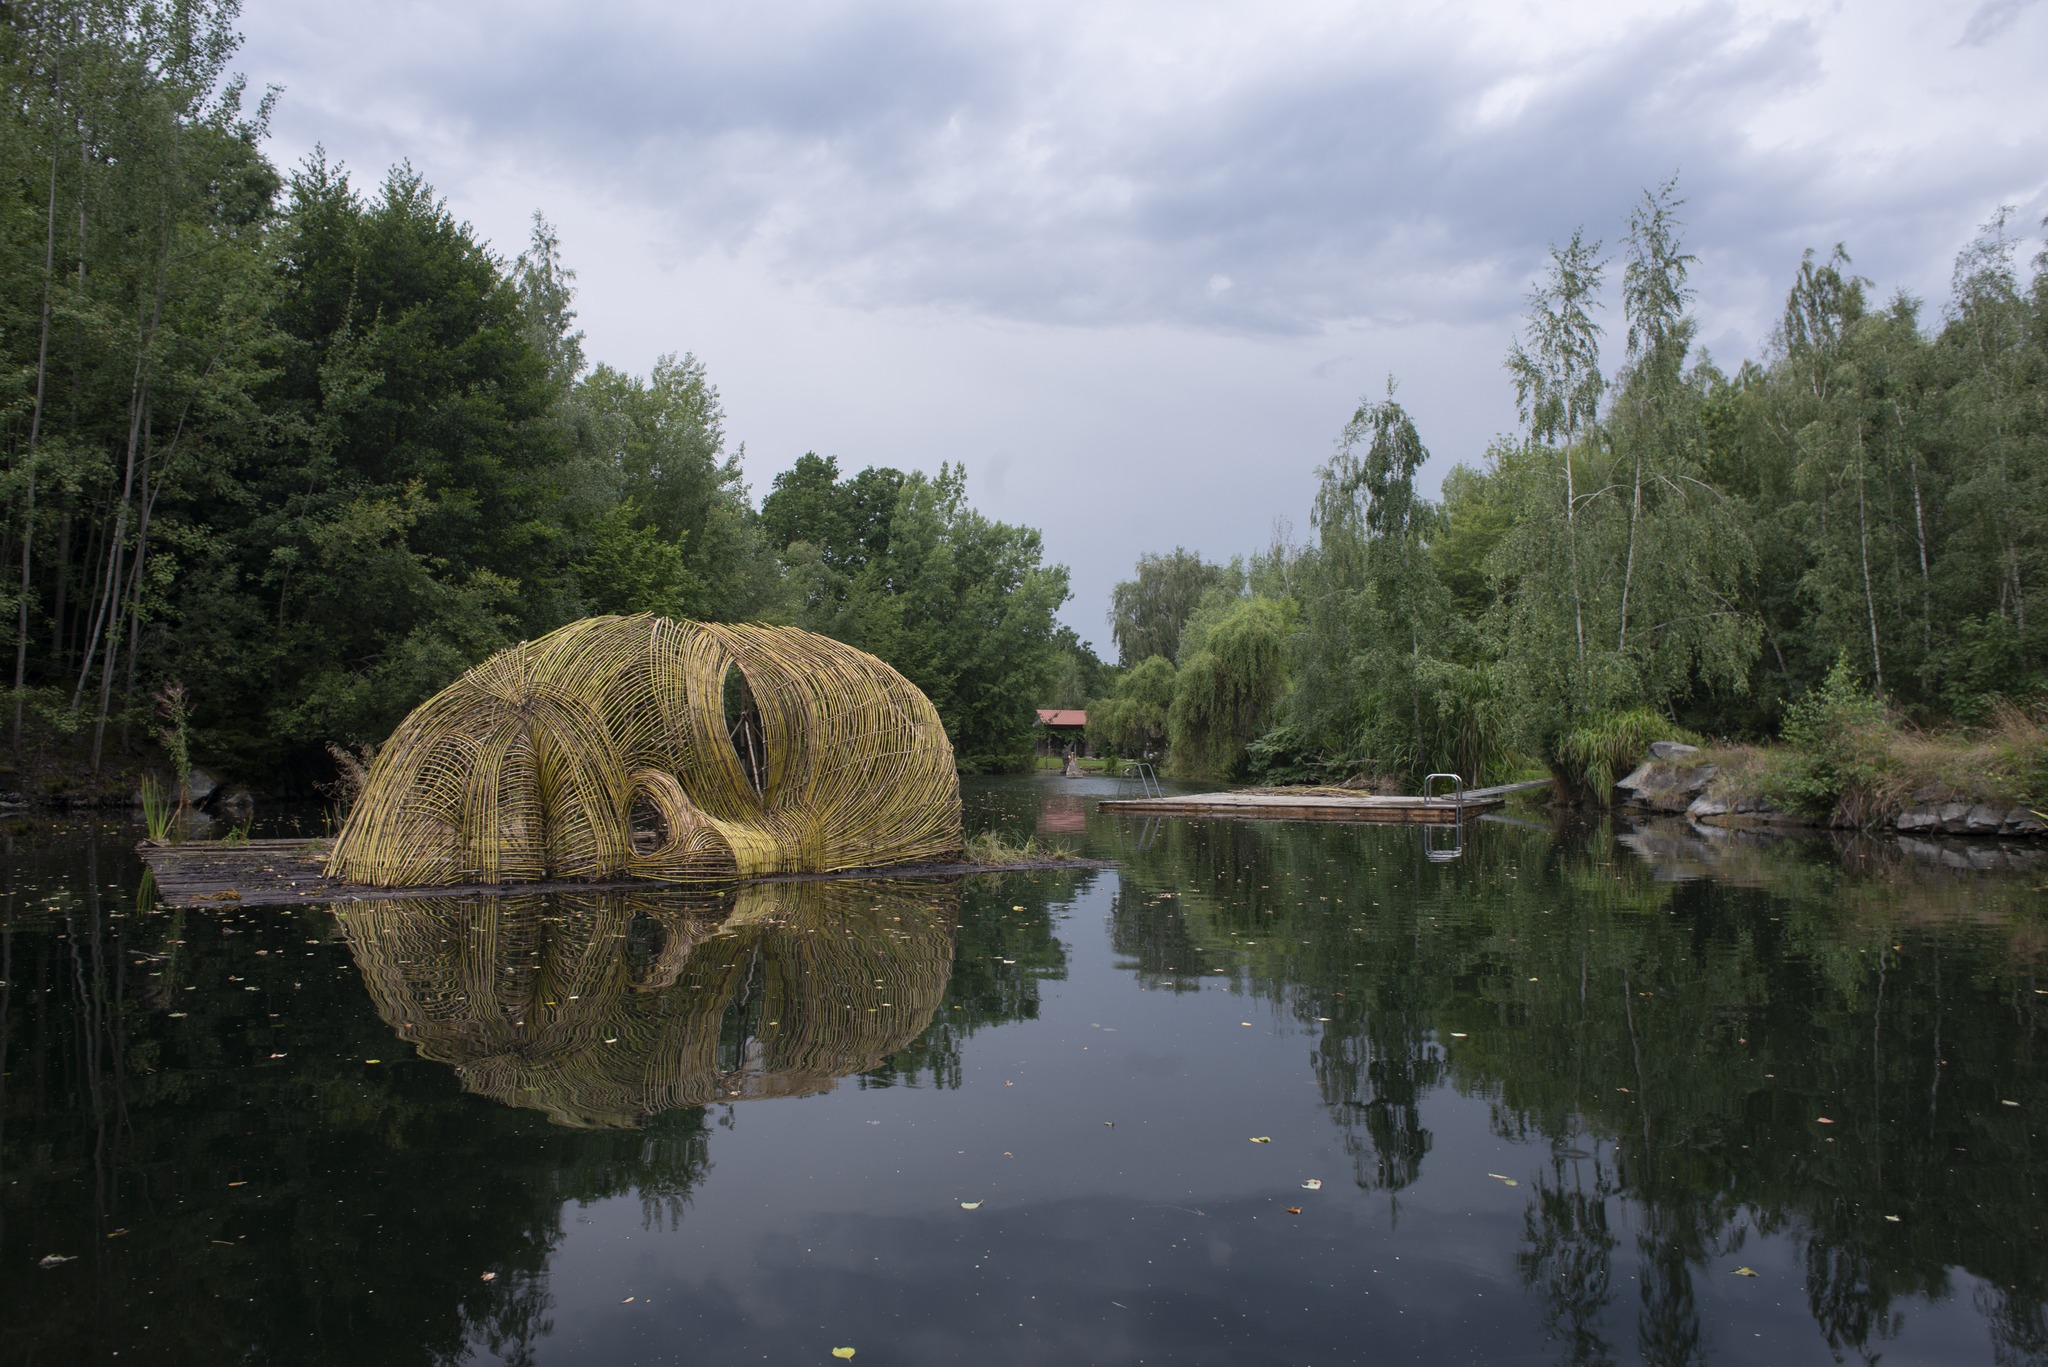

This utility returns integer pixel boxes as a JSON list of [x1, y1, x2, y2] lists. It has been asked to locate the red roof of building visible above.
[[1036, 709, 1087, 728]]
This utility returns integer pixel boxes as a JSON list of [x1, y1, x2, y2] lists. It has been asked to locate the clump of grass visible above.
[[1555, 707, 1699, 805], [962, 830, 1075, 865], [139, 774, 175, 843]]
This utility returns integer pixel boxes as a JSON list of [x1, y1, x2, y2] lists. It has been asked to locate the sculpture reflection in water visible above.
[[337, 879, 961, 1128]]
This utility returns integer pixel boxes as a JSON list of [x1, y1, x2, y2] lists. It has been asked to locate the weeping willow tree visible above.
[[1086, 653, 1175, 758], [1166, 595, 1291, 778], [341, 879, 961, 1128], [1271, 384, 1503, 783]]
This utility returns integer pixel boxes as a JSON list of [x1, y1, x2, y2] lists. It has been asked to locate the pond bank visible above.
[[1615, 739, 2046, 838]]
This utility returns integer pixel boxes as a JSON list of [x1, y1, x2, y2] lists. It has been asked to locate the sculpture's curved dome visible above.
[[328, 615, 962, 887]]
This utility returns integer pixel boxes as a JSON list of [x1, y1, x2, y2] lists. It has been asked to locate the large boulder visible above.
[[1648, 740, 1701, 761], [1616, 759, 1718, 813]]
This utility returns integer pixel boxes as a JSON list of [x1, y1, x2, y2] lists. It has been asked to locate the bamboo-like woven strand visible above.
[[340, 880, 961, 1128], [327, 615, 964, 887]]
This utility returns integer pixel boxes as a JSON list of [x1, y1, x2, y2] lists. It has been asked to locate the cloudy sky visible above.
[[236, 0, 2046, 651]]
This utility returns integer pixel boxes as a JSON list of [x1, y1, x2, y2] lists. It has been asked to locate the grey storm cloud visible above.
[[275, 2, 1890, 332], [261, 1, 2047, 342]]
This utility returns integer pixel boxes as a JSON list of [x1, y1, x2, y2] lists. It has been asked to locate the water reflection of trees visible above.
[[340, 880, 960, 1128], [1108, 813, 2048, 1365], [0, 851, 996, 1366]]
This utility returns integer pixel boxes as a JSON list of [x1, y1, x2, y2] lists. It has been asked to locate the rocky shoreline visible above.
[[1614, 741, 2046, 839]]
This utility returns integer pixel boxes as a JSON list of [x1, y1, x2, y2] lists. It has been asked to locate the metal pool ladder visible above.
[[1422, 772, 1466, 808], [1422, 772, 1466, 863], [1118, 761, 1164, 800]]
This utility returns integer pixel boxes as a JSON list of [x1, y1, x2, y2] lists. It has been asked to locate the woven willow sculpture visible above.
[[328, 615, 962, 887], [341, 881, 960, 1127]]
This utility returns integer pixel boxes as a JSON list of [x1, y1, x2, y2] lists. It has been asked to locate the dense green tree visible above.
[[1044, 624, 1111, 710], [762, 456, 1069, 770], [572, 355, 784, 624], [1277, 385, 1498, 782], [1166, 594, 1292, 778], [1108, 547, 1236, 666], [1087, 653, 1175, 758]]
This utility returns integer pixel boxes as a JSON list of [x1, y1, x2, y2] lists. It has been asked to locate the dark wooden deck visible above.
[[137, 838, 1112, 909], [1097, 779, 1551, 825]]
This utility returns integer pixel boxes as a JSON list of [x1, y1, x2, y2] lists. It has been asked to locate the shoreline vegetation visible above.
[[1084, 183, 2047, 833]]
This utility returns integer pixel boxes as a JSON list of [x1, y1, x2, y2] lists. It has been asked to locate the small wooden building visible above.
[[1035, 708, 1089, 757]]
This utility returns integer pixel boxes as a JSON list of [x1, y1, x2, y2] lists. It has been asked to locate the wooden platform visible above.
[[137, 838, 1112, 910], [1098, 779, 1551, 825]]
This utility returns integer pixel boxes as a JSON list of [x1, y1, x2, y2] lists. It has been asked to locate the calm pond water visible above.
[[3, 776, 2044, 1366]]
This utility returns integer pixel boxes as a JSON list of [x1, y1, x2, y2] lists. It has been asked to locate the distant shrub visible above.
[[1771, 656, 1893, 822]]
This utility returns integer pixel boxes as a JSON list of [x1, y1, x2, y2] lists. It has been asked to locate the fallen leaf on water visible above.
[[1301, 1179, 1323, 1190], [2003, 1100, 2020, 1107], [1884, 1216, 1901, 1223], [227, 1181, 247, 1188], [1733, 1267, 1758, 1277], [1450, 1032, 1468, 1038], [621, 1296, 635, 1304], [960, 1201, 982, 1210], [1286, 1207, 1303, 1215], [1011, 905, 1026, 911], [107, 1229, 129, 1239], [1816, 1117, 1834, 1125], [481, 1272, 497, 1282], [1239, 1022, 1252, 1027], [1486, 1173, 1521, 1186], [833, 1349, 856, 1360], [1249, 1136, 1271, 1144], [38, 1255, 75, 1268], [365, 1059, 382, 1065]]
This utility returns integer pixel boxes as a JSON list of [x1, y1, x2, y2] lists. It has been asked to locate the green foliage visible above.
[[138, 773, 173, 842], [1043, 626, 1111, 710], [1272, 383, 1505, 783], [1108, 548, 1237, 666], [1771, 655, 1890, 819], [1088, 654, 1175, 758], [1167, 596, 1291, 778], [762, 459, 1069, 772], [1555, 707, 1694, 803]]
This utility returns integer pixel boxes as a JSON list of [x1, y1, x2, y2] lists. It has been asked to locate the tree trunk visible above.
[[1854, 423, 1884, 700], [1562, 446, 1586, 664], [118, 410, 153, 753], [1618, 438, 1643, 653], [13, 113, 61, 750]]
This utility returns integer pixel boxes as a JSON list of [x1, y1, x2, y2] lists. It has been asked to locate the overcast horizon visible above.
[[235, 0, 2047, 654]]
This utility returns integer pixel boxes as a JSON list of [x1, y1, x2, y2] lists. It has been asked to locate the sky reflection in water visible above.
[[2, 779, 2044, 1365]]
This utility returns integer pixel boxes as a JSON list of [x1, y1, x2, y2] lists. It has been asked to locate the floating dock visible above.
[[137, 838, 1111, 910], [1098, 779, 1551, 825]]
